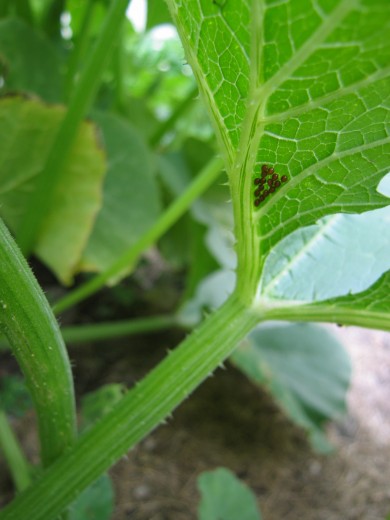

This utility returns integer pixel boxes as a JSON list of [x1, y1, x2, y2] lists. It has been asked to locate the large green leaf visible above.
[[80, 112, 161, 273], [197, 467, 262, 520], [0, 96, 106, 284], [0, 18, 63, 101], [231, 323, 351, 452], [167, 0, 390, 299]]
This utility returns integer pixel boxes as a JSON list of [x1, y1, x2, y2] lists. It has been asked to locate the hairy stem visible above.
[[0, 218, 76, 467], [0, 293, 259, 520]]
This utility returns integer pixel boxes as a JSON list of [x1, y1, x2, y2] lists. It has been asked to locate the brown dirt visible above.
[[1, 325, 390, 520]]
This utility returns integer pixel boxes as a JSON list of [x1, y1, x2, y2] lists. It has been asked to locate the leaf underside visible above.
[[169, 0, 390, 277]]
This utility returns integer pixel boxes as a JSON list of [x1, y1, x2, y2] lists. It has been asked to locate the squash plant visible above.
[[1, 0, 390, 518]]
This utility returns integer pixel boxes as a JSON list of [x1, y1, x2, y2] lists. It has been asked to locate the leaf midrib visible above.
[[232, 0, 359, 294]]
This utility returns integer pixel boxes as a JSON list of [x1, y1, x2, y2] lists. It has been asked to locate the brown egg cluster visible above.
[[253, 164, 288, 207]]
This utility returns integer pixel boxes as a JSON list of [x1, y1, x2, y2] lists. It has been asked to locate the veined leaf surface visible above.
[[167, 0, 390, 302]]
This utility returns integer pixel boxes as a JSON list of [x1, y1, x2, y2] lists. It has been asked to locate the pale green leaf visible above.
[[0, 96, 106, 284], [302, 269, 390, 330], [80, 112, 161, 273], [261, 205, 390, 302], [231, 323, 351, 452], [178, 269, 235, 326], [197, 467, 262, 520], [158, 143, 234, 269]]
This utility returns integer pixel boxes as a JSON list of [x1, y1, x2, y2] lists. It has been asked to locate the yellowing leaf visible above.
[[0, 96, 106, 284]]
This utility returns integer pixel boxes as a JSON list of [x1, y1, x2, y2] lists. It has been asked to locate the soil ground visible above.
[[1, 304, 390, 519]]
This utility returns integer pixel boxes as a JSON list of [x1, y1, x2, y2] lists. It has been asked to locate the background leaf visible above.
[[0, 18, 63, 101], [68, 474, 114, 520], [0, 96, 106, 284], [197, 467, 262, 520], [0, 376, 32, 417], [261, 206, 390, 302], [178, 269, 235, 326], [80, 384, 125, 431], [146, 0, 172, 29], [80, 111, 161, 273], [231, 323, 351, 452]]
